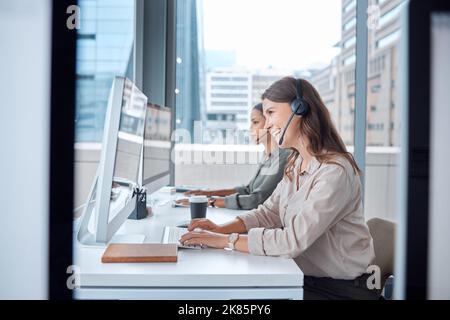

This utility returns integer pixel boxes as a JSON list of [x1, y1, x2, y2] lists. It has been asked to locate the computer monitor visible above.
[[142, 103, 172, 195], [77, 76, 147, 246]]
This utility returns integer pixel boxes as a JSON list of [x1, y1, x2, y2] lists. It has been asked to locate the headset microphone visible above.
[[278, 110, 298, 146], [256, 130, 269, 144]]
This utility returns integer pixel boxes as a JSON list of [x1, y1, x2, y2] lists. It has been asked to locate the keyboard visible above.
[[162, 226, 202, 250]]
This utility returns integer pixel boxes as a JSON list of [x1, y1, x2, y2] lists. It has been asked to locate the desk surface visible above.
[[73, 192, 303, 299]]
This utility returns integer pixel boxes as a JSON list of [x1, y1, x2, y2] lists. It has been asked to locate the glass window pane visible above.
[[176, 0, 350, 146], [75, 0, 135, 142], [364, 0, 407, 221], [311, 0, 356, 148]]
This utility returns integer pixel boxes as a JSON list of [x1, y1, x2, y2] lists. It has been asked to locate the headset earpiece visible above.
[[290, 79, 309, 116], [277, 78, 310, 146]]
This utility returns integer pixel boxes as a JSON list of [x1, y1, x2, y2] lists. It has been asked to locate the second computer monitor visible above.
[[143, 103, 172, 194]]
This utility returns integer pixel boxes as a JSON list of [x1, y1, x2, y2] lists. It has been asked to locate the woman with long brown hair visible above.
[[180, 77, 378, 300]]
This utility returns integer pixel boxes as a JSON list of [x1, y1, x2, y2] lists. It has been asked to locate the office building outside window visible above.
[[175, 0, 206, 138], [365, 0, 406, 220], [176, 0, 343, 146], [75, 0, 135, 142], [309, 0, 357, 146], [308, 0, 405, 149], [205, 70, 252, 143], [366, 0, 405, 147]]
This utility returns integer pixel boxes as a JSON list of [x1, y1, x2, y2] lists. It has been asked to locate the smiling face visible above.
[[263, 98, 301, 148], [249, 108, 266, 144]]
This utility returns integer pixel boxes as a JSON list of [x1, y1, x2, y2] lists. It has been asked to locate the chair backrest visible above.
[[367, 218, 396, 288]]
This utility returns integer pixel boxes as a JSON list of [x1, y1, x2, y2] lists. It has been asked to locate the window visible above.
[[75, 0, 135, 142], [379, 2, 404, 26], [176, 0, 346, 145], [211, 93, 248, 99], [364, 0, 406, 221], [369, 54, 386, 75], [376, 29, 401, 49], [366, 1, 405, 148], [211, 85, 248, 90], [371, 84, 382, 93], [343, 17, 357, 31], [343, 54, 356, 66], [343, 36, 356, 49], [210, 102, 249, 107], [343, 0, 356, 13], [368, 123, 384, 131]]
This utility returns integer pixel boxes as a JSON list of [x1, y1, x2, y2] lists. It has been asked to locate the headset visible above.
[[256, 129, 269, 144], [278, 78, 310, 145]]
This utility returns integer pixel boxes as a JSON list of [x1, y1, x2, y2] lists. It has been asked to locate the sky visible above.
[[201, 0, 342, 71]]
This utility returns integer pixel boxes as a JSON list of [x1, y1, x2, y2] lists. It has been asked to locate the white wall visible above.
[[74, 144, 399, 222], [0, 0, 51, 299]]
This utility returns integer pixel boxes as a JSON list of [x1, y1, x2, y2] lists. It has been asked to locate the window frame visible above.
[[354, 0, 369, 195]]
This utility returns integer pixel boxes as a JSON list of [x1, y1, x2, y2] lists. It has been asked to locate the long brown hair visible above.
[[262, 77, 361, 181]]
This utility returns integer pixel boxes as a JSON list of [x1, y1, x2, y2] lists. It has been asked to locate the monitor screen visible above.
[[143, 103, 172, 186], [112, 78, 147, 187], [78, 77, 148, 245]]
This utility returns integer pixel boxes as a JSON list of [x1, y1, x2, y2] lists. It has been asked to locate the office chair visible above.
[[367, 217, 396, 299]]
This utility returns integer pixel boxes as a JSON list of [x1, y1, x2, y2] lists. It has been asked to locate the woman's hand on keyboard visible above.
[[188, 219, 221, 233], [180, 229, 228, 249]]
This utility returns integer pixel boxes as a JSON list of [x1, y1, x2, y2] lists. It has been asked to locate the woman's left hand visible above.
[[175, 198, 220, 207], [180, 229, 228, 249], [175, 198, 190, 206]]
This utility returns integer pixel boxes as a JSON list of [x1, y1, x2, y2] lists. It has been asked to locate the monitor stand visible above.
[[76, 173, 145, 247]]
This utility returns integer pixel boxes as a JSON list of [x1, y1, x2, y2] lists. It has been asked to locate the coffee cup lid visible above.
[[189, 195, 208, 203]]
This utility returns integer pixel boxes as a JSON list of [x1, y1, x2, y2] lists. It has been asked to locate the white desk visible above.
[[74, 192, 303, 300]]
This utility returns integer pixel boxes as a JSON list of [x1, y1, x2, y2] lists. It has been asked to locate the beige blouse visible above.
[[237, 155, 375, 280]]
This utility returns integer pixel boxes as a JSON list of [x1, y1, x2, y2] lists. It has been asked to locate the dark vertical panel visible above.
[[166, 0, 177, 185], [49, 0, 77, 299], [404, 0, 448, 299], [142, 0, 167, 106]]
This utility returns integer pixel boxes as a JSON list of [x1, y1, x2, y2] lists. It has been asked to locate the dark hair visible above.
[[262, 77, 361, 180], [253, 103, 264, 115]]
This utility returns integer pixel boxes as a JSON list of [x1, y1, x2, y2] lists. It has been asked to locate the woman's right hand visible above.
[[188, 219, 222, 233], [184, 190, 211, 197]]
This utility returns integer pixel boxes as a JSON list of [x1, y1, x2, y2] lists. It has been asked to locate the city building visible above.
[[205, 70, 252, 141], [251, 71, 289, 107], [75, 0, 135, 142], [310, 0, 404, 146], [175, 0, 206, 137]]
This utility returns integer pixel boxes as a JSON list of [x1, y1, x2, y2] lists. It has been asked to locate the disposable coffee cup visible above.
[[189, 195, 208, 219]]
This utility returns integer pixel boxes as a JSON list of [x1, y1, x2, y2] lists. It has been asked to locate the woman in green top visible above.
[[176, 103, 290, 210]]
